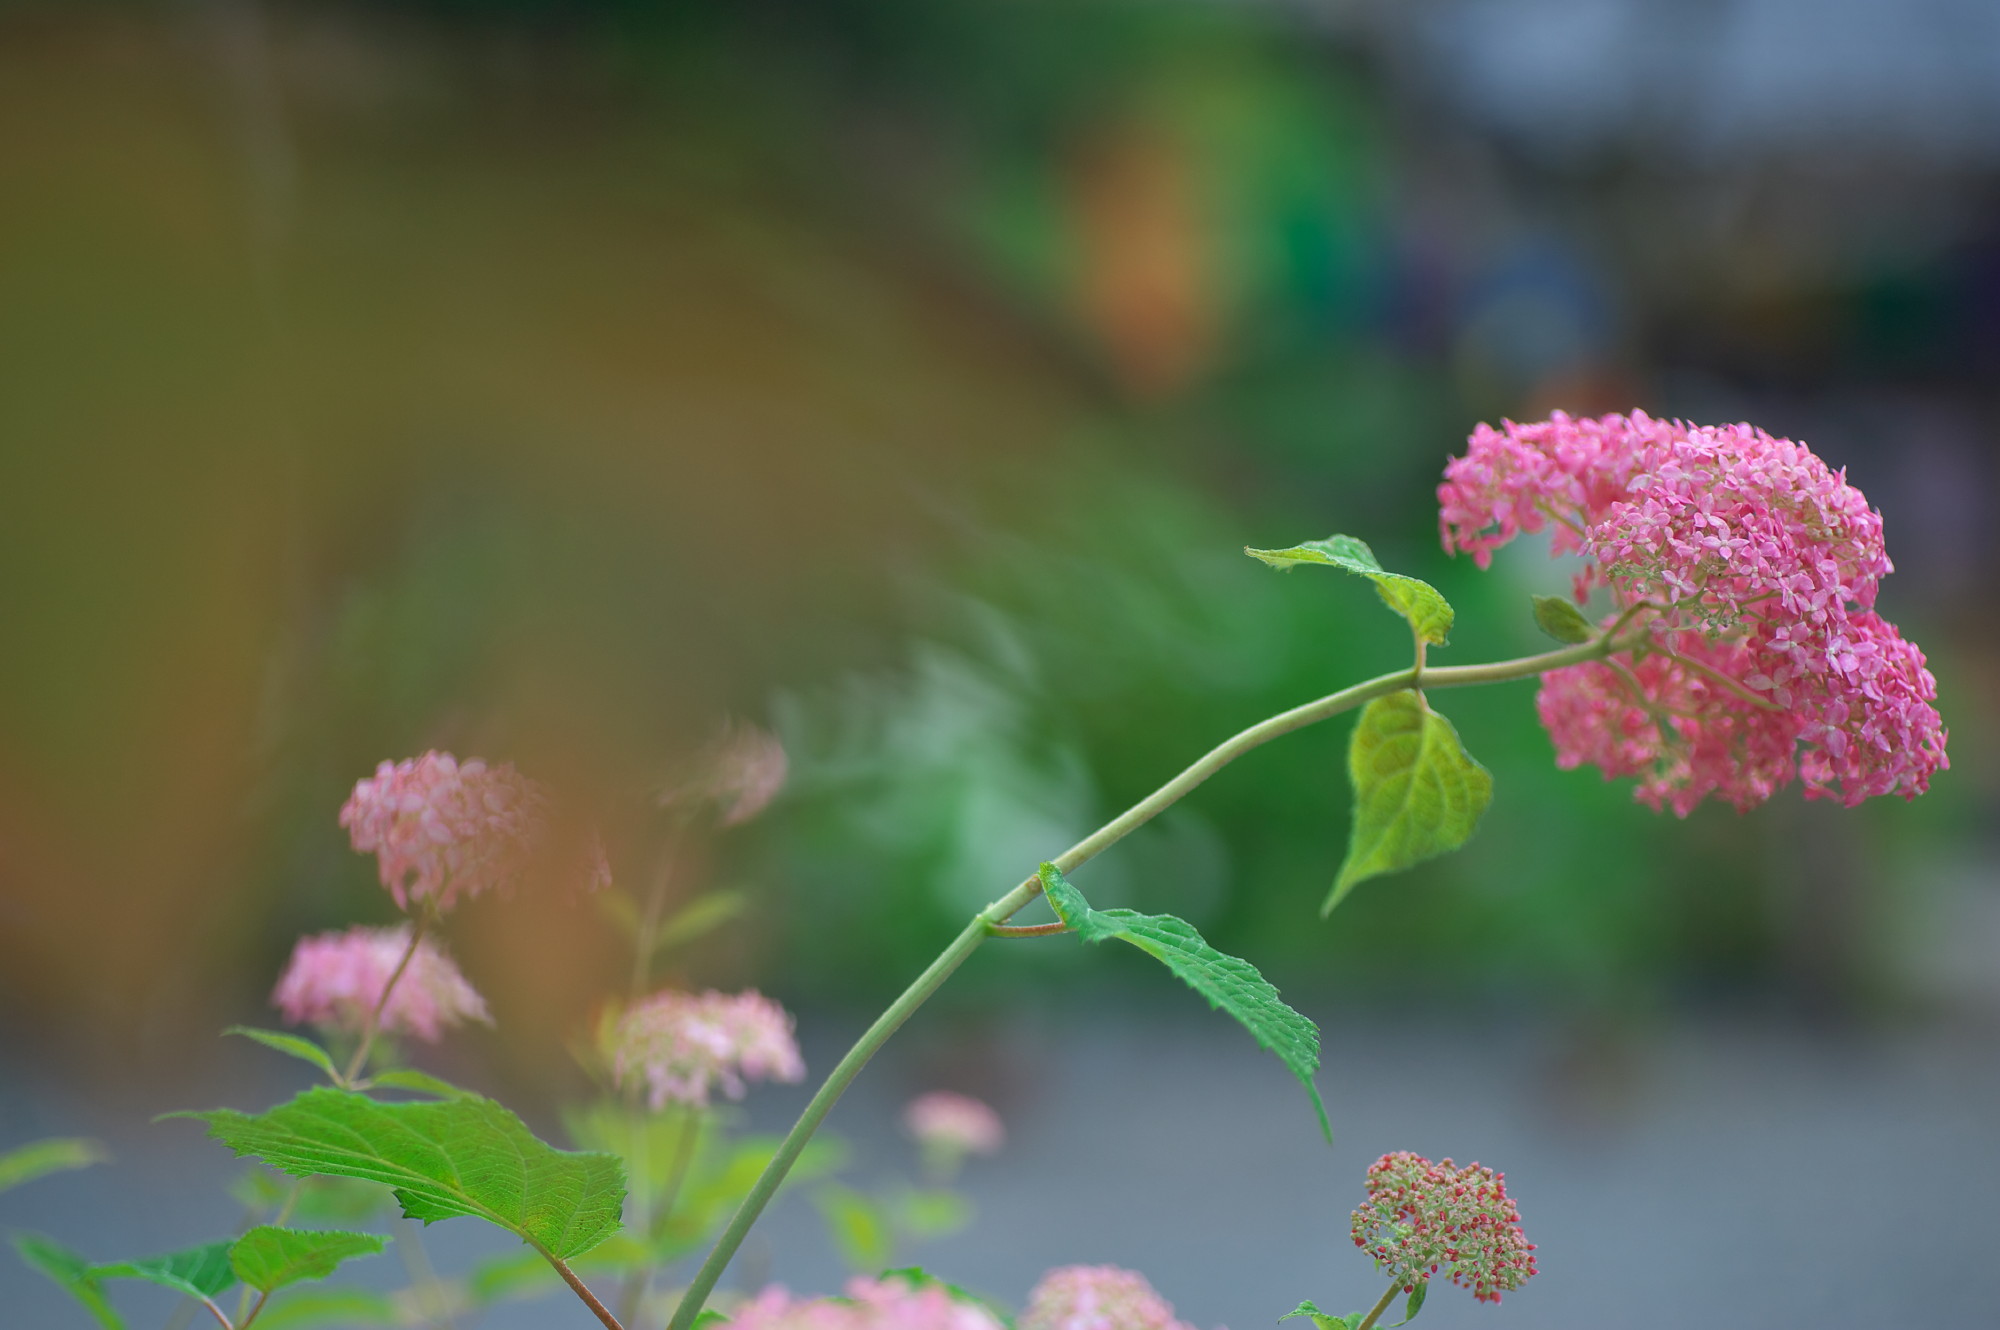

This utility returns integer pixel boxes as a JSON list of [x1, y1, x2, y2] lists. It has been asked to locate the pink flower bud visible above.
[[605, 988, 805, 1111], [271, 925, 490, 1042], [339, 752, 551, 913]]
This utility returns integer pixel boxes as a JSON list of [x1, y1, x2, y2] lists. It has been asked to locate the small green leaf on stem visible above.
[[1385, 1280, 1428, 1327], [92, 1239, 238, 1300], [1530, 595, 1593, 644], [225, 1027, 342, 1083], [184, 1086, 625, 1261], [815, 1184, 894, 1272], [692, 1311, 731, 1330], [12, 1233, 126, 1330], [1278, 1299, 1358, 1330], [1246, 536, 1454, 646], [1328, 692, 1492, 914], [230, 1226, 388, 1294], [0, 1136, 108, 1194], [1040, 865, 1329, 1141]]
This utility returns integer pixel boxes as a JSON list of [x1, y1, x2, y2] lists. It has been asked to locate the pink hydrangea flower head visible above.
[[729, 1275, 1004, 1330], [339, 751, 551, 913], [904, 1091, 1005, 1159], [1350, 1152, 1537, 1305], [1439, 411, 1947, 811], [1021, 1266, 1196, 1330], [272, 925, 490, 1042], [606, 988, 805, 1110], [662, 720, 789, 828]]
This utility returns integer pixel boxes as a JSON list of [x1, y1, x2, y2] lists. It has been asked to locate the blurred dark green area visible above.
[[2, 0, 1993, 1097]]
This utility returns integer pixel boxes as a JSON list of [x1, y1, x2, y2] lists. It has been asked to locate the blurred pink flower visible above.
[[272, 925, 490, 1042], [607, 989, 805, 1110], [903, 1091, 1004, 1158], [1439, 411, 1946, 811], [729, 1275, 1003, 1330], [662, 720, 788, 827], [339, 751, 550, 913], [1350, 1152, 1537, 1306], [1020, 1266, 1195, 1330]]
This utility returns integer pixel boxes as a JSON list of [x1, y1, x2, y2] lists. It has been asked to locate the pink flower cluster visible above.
[[729, 1275, 1004, 1330], [662, 721, 789, 828], [340, 752, 552, 913], [903, 1091, 1005, 1159], [1439, 411, 1947, 812], [1020, 1266, 1195, 1330], [272, 925, 491, 1042], [1350, 1152, 1537, 1305], [607, 989, 806, 1110]]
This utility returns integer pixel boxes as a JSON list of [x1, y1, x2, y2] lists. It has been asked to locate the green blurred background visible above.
[[2, 0, 1995, 1106]]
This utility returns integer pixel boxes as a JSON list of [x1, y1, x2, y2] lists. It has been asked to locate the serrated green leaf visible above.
[[248, 1287, 398, 1330], [1277, 1299, 1352, 1330], [894, 1188, 972, 1239], [225, 1027, 341, 1082], [815, 1184, 894, 1272], [1246, 536, 1454, 645], [366, 1069, 472, 1099], [1531, 594, 1593, 644], [1039, 865, 1329, 1141], [185, 1087, 624, 1260], [1386, 1279, 1428, 1327], [93, 1240, 237, 1300], [12, 1233, 126, 1330], [0, 1137, 107, 1194], [229, 1226, 388, 1294], [1328, 692, 1492, 914]]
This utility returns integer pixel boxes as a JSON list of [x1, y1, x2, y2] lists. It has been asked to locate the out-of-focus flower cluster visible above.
[[340, 751, 551, 913], [903, 1091, 1005, 1162], [606, 989, 805, 1110], [729, 1275, 1004, 1330], [661, 721, 789, 827], [1439, 411, 1947, 813], [1350, 1152, 1536, 1305], [272, 925, 490, 1042], [1020, 1265, 1196, 1330]]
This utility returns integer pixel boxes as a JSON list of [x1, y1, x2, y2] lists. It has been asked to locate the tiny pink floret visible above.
[[607, 989, 806, 1111], [339, 751, 552, 913], [272, 925, 490, 1042], [1021, 1266, 1197, 1330], [1439, 411, 1947, 813], [728, 1274, 1004, 1330], [903, 1091, 1005, 1157], [1350, 1152, 1537, 1306]]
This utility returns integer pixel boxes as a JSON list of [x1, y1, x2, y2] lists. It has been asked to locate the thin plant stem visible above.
[[664, 631, 1636, 1330], [340, 908, 433, 1084], [236, 1290, 272, 1330], [546, 1250, 626, 1330], [395, 1216, 457, 1330], [985, 921, 1070, 938], [1353, 1280, 1404, 1330], [197, 1296, 234, 1330]]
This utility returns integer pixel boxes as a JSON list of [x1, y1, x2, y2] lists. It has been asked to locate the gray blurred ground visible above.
[[6, 1006, 1999, 1329]]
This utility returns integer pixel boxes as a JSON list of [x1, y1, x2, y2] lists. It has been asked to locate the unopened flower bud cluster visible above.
[[1350, 1151, 1537, 1305]]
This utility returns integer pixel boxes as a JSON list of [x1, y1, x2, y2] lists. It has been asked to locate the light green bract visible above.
[[1245, 535, 1455, 645], [186, 1087, 625, 1261], [1038, 864, 1330, 1141], [225, 1026, 341, 1082], [230, 1226, 388, 1294], [1329, 691, 1492, 915]]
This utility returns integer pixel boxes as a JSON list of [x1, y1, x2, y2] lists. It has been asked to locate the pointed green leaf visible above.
[[249, 1288, 398, 1330], [92, 1240, 237, 1300], [693, 1312, 732, 1330], [1386, 1279, 1428, 1327], [1328, 692, 1492, 914], [12, 1233, 125, 1330], [1039, 865, 1329, 1141], [1277, 1299, 1354, 1330], [0, 1137, 107, 1194], [228, 1226, 388, 1294], [1246, 536, 1454, 645], [183, 1086, 624, 1260], [366, 1069, 473, 1099], [225, 1027, 342, 1083], [1530, 594, 1593, 644], [815, 1184, 894, 1272]]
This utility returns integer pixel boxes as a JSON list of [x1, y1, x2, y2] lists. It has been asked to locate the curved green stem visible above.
[[341, 908, 433, 1084], [1354, 1280, 1404, 1330], [662, 631, 1631, 1330]]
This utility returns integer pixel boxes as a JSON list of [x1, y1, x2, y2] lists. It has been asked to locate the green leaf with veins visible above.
[[1039, 865, 1329, 1141], [1328, 691, 1492, 915], [224, 1027, 341, 1082], [1245, 536, 1454, 645], [229, 1226, 388, 1294], [0, 1136, 107, 1193], [12, 1233, 125, 1330], [1531, 594, 1593, 644], [183, 1086, 625, 1260], [92, 1240, 237, 1300]]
